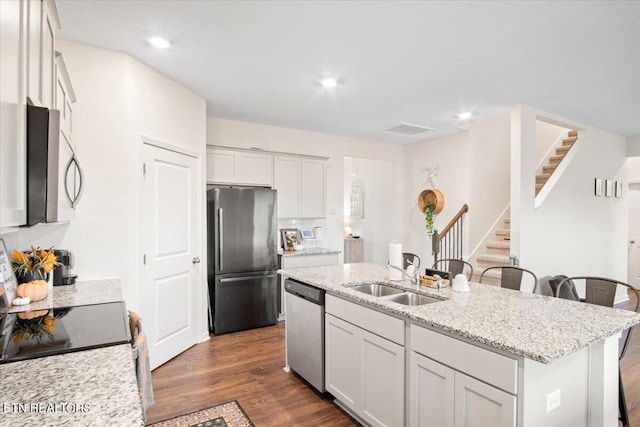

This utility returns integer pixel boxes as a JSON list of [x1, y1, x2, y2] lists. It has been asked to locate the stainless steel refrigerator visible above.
[[207, 187, 278, 335]]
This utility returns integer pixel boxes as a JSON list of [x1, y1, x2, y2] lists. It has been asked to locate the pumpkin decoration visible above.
[[17, 309, 49, 320], [16, 280, 49, 302]]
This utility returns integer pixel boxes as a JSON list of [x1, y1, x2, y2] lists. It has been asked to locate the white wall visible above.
[[628, 135, 640, 157], [629, 157, 640, 182], [207, 117, 405, 261], [344, 157, 394, 265], [512, 105, 629, 295], [403, 131, 471, 267], [0, 41, 207, 324]]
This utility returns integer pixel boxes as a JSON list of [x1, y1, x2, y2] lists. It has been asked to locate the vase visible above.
[[15, 269, 49, 284]]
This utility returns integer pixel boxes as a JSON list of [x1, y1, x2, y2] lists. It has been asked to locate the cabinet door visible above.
[[325, 314, 359, 413], [55, 55, 74, 145], [0, 0, 27, 227], [300, 159, 325, 218], [273, 156, 300, 218], [454, 372, 516, 427], [236, 152, 272, 186], [40, 1, 55, 108], [27, 0, 42, 105], [206, 149, 236, 183], [410, 352, 454, 427], [360, 329, 405, 427]]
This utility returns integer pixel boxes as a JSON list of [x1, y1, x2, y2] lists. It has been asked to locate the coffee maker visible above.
[[53, 249, 77, 285]]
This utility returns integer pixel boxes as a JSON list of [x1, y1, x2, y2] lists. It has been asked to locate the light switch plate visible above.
[[546, 389, 561, 413], [329, 207, 336, 215]]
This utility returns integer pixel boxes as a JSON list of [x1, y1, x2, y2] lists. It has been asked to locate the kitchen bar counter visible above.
[[0, 279, 144, 426], [280, 263, 640, 363]]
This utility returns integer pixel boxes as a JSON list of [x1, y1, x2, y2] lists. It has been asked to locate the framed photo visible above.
[[605, 179, 613, 198], [0, 238, 17, 308], [280, 229, 300, 250], [300, 228, 314, 240], [594, 178, 603, 196], [615, 181, 623, 198]]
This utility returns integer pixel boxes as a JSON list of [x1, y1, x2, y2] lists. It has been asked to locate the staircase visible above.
[[536, 130, 578, 196], [473, 217, 511, 285]]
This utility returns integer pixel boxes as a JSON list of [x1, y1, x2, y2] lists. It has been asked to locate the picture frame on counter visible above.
[[300, 228, 314, 240], [0, 238, 17, 308], [281, 228, 300, 251]]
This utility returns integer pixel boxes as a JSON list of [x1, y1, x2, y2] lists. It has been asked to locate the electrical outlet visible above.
[[546, 389, 561, 413]]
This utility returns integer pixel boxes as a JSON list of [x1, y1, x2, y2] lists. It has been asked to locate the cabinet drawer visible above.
[[411, 325, 518, 394], [326, 295, 404, 345]]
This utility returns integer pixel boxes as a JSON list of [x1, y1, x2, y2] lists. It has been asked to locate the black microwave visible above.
[[26, 104, 61, 225]]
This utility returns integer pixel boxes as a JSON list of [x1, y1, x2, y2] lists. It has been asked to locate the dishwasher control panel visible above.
[[285, 279, 325, 304]]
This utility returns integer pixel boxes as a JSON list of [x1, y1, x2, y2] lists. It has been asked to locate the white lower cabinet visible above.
[[360, 329, 404, 427], [410, 351, 455, 427], [454, 372, 516, 427], [409, 351, 516, 427], [325, 297, 405, 427], [325, 314, 359, 412]]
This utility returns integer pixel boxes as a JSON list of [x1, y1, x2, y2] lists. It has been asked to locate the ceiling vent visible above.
[[385, 123, 433, 135]]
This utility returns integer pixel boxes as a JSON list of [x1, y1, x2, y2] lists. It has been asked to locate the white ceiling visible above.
[[56, 1, 640, 144]]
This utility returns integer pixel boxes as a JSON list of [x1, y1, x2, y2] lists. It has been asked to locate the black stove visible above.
[[0, 302, 131, 364]]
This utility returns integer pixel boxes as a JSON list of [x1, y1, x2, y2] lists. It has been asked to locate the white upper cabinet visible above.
[[0, 0, 27, 228], [273, 156, 301, 218], [55, 52, 76, 147], [274, 155, 326, 219], [26, 0, 60, 108], [300, 159, 326, 218], [206, 148, 273, 187]]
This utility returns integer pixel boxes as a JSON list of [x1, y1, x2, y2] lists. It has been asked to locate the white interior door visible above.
[[142, 142, 199, 369], [629, 183, 640, 289]]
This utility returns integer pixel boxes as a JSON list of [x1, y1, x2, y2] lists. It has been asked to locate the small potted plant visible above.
[[423, 202, 436, 237], [11, 247, 59, 301]]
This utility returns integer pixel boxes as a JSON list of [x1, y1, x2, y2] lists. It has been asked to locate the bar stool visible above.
[[479, 266, 538, 292], [432, 258, 473, 280], [402, 253, 421, 270], [556, 277, 640, 427]]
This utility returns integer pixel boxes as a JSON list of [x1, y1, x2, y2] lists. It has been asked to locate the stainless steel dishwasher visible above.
[[285, 279, 325, 392]]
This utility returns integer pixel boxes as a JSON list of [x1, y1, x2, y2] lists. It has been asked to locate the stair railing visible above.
[[432, 204, 469, 265]]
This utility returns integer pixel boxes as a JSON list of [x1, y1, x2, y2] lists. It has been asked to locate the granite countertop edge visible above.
[[280, 263, 640, 364], [278, 247, 341, 257]]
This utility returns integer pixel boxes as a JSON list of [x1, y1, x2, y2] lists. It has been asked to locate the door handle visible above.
[[192, 257, 201, 264], [218, 208, 224, 271]]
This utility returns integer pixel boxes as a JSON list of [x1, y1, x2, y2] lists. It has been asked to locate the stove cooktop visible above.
[[0, 302, 131, 364]]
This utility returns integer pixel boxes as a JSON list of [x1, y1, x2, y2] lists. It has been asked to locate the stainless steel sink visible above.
[[383, 293, 442, 306], [350, 283, 405, 297]]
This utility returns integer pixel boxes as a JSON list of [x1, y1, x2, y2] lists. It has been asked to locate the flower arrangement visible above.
[[11, 246, 58, 278]]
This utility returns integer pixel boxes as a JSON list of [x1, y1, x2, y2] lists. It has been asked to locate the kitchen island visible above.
[[280, 263, 640, 427], [0, 279, 144, 426]]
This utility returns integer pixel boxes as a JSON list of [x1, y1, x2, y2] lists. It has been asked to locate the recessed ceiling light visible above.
[[457, 111, 473, 120], [148, 37, 171, 49], [320, 78, 338, 88]]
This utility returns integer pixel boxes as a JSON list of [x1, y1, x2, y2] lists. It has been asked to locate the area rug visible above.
[[148, 401, 254, 427]]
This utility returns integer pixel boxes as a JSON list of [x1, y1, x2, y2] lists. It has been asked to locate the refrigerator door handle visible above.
[[218, 207, 224, 271], [220, 274, 278, 283]]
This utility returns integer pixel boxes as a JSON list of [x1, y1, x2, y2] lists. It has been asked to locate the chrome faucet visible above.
[[387, 263, 420, 285], [433, 274, 443, 292]]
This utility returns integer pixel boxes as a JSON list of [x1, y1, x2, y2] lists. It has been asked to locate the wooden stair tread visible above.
[[556, 144, 572, 154], [568, 130, 578, 137], [562, 136, 578, 145], [503, 217, 510, 224], [549, 154, 565, 163], [495, 228, 510, 236], [536, 174, 551, 183], [543, 164, 559, 174]]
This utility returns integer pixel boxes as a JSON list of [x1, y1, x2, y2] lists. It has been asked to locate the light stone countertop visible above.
[[0, 278, 144, 426], [2, 278, 123, 314], [280, 263, 640, 364], [278, 247, 341, 257]]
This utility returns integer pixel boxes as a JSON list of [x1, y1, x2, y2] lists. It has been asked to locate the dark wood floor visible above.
[[147, 296, 640, 426], [145, 322, 357, 426]]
